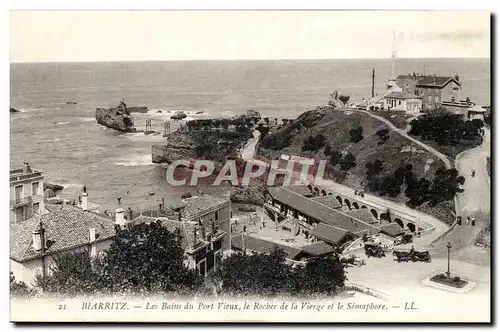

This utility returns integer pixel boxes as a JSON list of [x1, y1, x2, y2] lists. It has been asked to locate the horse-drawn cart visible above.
[[393, 249, 431, 263]]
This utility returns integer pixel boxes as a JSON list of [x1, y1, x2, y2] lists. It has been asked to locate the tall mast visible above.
[[372, 69, 375, 98], [391, 30, 397, 79]]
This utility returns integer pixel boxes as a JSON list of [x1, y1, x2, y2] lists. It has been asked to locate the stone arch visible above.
[[394, 218, 404, 229], [370, 209, 378, 220], [361, 205, 367, 209], [344, 199, 351, 210], [307, 184, 313, 192], [336, 196, 343, 206], [328, 192, 333, 196], [380, 212, 391, 222], [352, 202, 360, 209], [407, 222, 416, 233], [321, 190, 327, 196], [313, 187, 319, 193]]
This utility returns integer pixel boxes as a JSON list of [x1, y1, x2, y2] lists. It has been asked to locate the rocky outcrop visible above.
[[230, 185, 266, 206], [152, 130, 251, 165], [95, 100, 137, 132], [44, 182, 64, 193], [10, 108, 20, 113]]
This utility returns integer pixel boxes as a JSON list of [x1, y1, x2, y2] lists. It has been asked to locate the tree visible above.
[[216, 248, 295, 297], [302, 134, 326, 151], [256, 124, 270, 138], [365, 160, 384, 192], [295, 255, 346, 296], [329, 150, 343, 166], [375, 128, 390, 144], [405, 177, 432, 207], [10, 272, 33, 298], [324, 144, 332, 156], [101, 221, 202, 294], [338, 95, 350, 105], [216, 247, 347, 297], [349, 126, 363, 143], [34, 250, 103, 295], [366, 160, 384, 180], [339, 153, 356, 171], [429, 167, 464, 205]]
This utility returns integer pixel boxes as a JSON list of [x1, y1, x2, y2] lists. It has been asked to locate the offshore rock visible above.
[[10, 108, 20, 113], [95, 100, 137, 132]]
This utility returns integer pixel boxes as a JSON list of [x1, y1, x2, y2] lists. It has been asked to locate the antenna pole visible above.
[[391, 30, 397, 79], [372, 69, 375, 98]]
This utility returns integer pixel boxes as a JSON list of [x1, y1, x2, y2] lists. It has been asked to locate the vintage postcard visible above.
[[9, 10, 491, 323]]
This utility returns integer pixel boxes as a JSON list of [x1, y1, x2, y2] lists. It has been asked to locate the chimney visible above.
[[115, 197, 125, 227], [211, 220, 216, 235], [454, 73, 460, 82], [89, 227, 97, 257], [201, 223, 206, 241], [192, 226, 198, 249], [23, 162, 32, 174], [89, 227, 96, 242], [32, 222, 45, 251], [81, 186, 88, 211]]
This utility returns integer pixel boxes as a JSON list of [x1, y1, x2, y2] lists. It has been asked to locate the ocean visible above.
[[10, 58, 490, 212]]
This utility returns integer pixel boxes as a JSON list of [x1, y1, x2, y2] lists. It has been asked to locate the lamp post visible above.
[[446, 242, 452, 278]]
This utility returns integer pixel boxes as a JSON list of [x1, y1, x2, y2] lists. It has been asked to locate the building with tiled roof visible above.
[[264, 187, 381, 254], [126, 193, 231, 276], [10, 204, 116, 285]]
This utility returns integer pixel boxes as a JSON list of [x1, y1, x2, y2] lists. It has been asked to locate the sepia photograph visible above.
[[8, 9, 491, 323]]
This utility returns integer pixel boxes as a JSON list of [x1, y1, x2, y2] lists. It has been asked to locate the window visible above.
[[14, 185, 23, 201], [398, 100, 402, 106], [33, 203, 40, 215], [215, 210, 219, 221], [427, 95, 432, 103], [32, 182, 39, 196], [453, 87, 459, 91]]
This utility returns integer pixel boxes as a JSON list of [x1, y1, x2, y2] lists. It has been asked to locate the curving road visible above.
[[357, 110, 452, 169], [455, 127, 491, 216]]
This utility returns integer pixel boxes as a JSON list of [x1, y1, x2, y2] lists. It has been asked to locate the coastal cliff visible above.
[[95, 101, 137, 132]]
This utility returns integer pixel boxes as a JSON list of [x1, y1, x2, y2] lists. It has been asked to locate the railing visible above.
[[10, 194, 43, 206], [10, 196, 33, 206], [10, 172, 43, 183]]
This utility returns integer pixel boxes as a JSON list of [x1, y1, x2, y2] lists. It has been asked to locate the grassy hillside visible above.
[[257, 107, 447, 205]]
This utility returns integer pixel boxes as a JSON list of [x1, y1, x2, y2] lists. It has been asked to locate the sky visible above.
[[10, 11, 491, 63]]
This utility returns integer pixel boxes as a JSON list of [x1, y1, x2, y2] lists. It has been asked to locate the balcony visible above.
[[10, 195, 41, 207]]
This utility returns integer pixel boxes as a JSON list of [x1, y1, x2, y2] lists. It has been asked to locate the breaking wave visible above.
[[114, 154, 153, 167]]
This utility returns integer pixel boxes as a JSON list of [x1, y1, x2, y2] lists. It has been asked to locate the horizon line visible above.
[[10, 56, 491, 64]]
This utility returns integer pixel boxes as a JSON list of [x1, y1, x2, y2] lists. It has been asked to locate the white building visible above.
[[10, 163, 45, 223], [10, 191, 116, 286]]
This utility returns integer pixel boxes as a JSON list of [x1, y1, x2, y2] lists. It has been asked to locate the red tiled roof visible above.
[[299, 241, 335, 256], [310, 196, 342, 209], [310, 223, 350, 245], [379, 223, 405, 237], [267, 187, 380, 235], [267, 187, 359, 232], [416, 76, 460, 88], [10, 205, 116, 262]]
